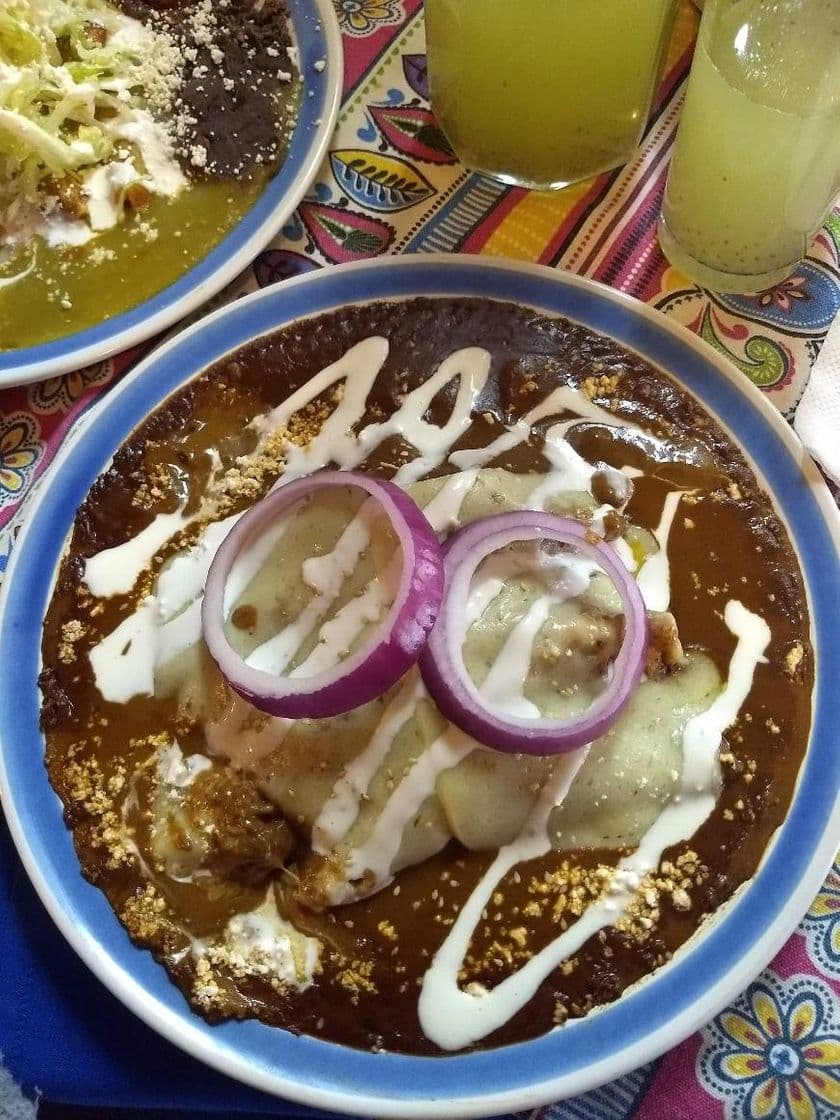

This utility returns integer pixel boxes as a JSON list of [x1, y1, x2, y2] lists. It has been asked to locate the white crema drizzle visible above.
[[417, 599, 771, 1050], [244, 498, 381, 675], [312, 674, 426, 851], [86, 334, 689, 909], [307, 471, 491, 858], [636, 489, 685, 612], [86, 338, 645, 703], [311, 538, 602, 901], [76, 334, 773, 1046], [85, 505, 190, 598], [309, 490, 595, 852], [338, 725, 475, 896]]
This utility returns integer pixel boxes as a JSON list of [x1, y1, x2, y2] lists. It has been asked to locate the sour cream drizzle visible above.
[[417, 599, 771, 1050], [338, 725, 475, 899], [312, 674, 425, 850], [310, 496, 598, 860], [310, 474, 488, 851], [313, 542, 602, 894], [86, 339, 645, 703], [422, 469, 480, 534], [289, 552, 399, 679], [89, 597, 159, 704], [85, 505, 189, 598], [244, 499, 380, 676], [636, 490, 684, 612], [477, 556, 596, 721], [0, 253, 36, 290], [449, 386, 636, 472], [77, 337, 773, 1045]]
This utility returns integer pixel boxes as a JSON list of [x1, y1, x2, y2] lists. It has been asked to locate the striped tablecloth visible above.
[[1, 2, 838, 1116]]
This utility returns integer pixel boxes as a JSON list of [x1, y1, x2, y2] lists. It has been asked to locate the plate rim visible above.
[[1, 254, 838, 1118], [0, 0, 343, 388]]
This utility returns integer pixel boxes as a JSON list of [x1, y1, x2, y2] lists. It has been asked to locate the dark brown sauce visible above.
[[40, 298, 813, 1054], [116, 0, 295, 180]]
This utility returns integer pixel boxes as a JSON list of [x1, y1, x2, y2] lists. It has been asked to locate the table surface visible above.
[[1, 2, 839, 1117]]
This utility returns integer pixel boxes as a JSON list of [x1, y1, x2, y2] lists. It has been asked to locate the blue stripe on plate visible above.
[[0, 258, 837, 1115]]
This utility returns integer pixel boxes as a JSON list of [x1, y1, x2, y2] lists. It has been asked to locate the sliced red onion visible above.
[[418, 512, 648, 756], [202, 471, 445, 718]]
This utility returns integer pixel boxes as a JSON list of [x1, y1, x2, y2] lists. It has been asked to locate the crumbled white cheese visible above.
[[157, 742, 212, 790], [197, 891, 321, 991]]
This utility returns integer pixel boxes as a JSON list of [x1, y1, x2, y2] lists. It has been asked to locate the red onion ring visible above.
[[202, 471, 445, 718], [418, 512, 648, 755]]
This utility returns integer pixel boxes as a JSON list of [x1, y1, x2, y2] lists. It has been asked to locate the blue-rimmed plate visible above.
[[1, 256, 838, 1118], [0, 0, 342, 389]]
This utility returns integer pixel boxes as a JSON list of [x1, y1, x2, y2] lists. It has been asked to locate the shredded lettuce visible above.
[[0, 0, 176, 222]]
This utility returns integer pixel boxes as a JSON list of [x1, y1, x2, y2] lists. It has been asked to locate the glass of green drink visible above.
[[659, 0, 840, 294], [424, 0, 678, 191]]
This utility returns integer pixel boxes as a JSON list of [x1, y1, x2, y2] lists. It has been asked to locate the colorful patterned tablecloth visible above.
[[1, 2, 839, 1117]]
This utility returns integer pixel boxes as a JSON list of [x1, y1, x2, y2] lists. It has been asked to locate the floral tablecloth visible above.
[[1, 2, 839, 1117]]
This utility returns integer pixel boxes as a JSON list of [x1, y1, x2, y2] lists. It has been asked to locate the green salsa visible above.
[[0, 177, 266, 351]]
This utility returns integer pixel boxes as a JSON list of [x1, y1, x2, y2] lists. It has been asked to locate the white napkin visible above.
[[794, 311, 840, 487]]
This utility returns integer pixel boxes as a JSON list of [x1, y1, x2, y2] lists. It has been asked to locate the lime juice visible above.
[[659, 0, 840, 293], [424, 0, 677, 190]]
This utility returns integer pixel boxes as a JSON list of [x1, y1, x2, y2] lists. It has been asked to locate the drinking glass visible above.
[[659, 0, 840, 293], [424, 0, 678, 191]]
